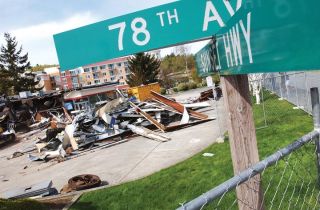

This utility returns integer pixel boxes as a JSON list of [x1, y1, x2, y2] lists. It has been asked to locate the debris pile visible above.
[[197, 87, 223, 102], [18, 91, 213, 163]]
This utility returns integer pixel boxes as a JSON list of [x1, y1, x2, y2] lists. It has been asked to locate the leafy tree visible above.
[[0, 33, 40, 95], [126, 52, 160, 87], [160, 54, 200, 87], [31, 64, 58, 72]]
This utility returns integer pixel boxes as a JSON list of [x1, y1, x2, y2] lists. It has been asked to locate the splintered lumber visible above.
[[127, 124, 170, 142], [150, 91, 208, 120], [129, 102, 166, 132]]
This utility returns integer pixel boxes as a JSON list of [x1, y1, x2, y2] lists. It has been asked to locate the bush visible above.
[[177, 83, 189, 92], [187, 82, 197, 89], [202, 80, 207, 87], [197, 83, 203, 88], [160, 88, 167, 95], [212, 74, 220, 85], [173, 87, 178, 92]]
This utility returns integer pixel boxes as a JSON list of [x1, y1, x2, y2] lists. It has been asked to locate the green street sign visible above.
[[214, 0, 320, 75], [54, 0, 242, 71], [194, 40, 215, 77]]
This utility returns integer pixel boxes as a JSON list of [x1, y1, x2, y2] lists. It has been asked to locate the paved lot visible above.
[[0, 88, 226, 196]]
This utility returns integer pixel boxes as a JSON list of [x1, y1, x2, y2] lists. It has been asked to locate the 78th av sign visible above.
[[54, 0, 242, 71]]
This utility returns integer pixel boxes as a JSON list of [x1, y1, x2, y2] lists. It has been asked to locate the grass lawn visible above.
[[70, 91, 316, 210]]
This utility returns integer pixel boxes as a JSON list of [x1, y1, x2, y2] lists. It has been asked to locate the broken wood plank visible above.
[[127, 124, 170, 142], [150, 91, 208, 120], [129, 102, 166, 132]]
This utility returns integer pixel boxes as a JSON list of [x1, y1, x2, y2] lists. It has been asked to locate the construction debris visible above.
[[127, 124, 170, 142], [197, 87, 223, 102], [61, 174, 101, 194], [2, 180, 57, 199]]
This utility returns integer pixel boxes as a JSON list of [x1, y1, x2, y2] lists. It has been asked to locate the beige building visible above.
[[79, 57, 130, 87]]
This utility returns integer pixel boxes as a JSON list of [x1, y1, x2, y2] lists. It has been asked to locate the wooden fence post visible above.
[[221, 74, 263, 209]]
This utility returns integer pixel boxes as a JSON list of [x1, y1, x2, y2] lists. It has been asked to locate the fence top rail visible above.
[[177, 130, 319, 210]]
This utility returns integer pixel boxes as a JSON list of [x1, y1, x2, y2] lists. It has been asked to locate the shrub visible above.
[[212, 74, 220, 85], [173, 87, 178, 92], [160, 88, 167, 95], [197, 83, 203, 88], [202, 80, 207, 87], [177, 83, 189, 92], [187, 82, 197, 89]]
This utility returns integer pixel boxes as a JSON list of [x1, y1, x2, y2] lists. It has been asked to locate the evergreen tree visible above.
[[126, 52, 160, 87], [0, 33, 39, 95]]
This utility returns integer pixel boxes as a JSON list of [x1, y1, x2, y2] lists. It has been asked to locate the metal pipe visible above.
[[177, 130, 319, 210]]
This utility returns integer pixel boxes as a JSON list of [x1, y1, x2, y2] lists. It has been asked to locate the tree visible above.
[[160, 54, 200, 88], [31, 64, 58, 72], [126, 52, 160, 87], [0, 33, 39, 95]]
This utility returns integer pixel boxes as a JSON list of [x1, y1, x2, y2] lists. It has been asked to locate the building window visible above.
[[87, 82, 92, 85], [93, 73, 99, 79], [119, 76, 123, 79], [94, 80, 100, 84], [103, 72, 107, 76], [110, 70, 114, 76], [104, 79, 108, 83], [70, 71, 77, 76], [87, 75, 91, 79], [117, 63, 122, 67], [92, 66, 98, 71], [71, 77, 78, 83], [61, 72, 66, 77], [108, 64, 114, 69], [84, 68, 90, 72], [100, 65, 106, 70], [110, 77, 115, 81], [124, 62, 128, 67]]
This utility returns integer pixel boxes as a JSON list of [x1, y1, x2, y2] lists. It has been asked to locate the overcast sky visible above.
[[0, 0, 208, 66]]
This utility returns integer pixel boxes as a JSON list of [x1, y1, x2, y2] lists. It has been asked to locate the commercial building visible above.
[[63, 82, 119, 111]]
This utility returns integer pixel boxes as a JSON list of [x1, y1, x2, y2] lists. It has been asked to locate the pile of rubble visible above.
[[24, 91, 213, 163]]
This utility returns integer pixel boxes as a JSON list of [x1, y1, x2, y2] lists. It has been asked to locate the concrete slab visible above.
[[0, 88, 227, 196]]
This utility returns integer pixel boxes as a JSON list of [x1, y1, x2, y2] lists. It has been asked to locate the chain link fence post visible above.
[[311, 87, 320, 187]]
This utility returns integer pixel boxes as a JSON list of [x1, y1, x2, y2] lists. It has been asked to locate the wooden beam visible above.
[[129, 102, 166, 132], [221, 75, 263, 210], [150, 91, 208, 120]]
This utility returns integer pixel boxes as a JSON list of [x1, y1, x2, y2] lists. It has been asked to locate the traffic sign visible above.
[[54, 0, 242, 71], [214, 0, 320, 75], [194, 40, 215, 77]]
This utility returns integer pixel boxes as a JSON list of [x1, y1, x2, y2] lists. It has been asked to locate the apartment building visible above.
[[59, 57, 130, 90]]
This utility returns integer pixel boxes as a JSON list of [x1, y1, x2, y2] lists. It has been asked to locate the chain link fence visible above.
[[176, 77, 320, 210], [249, 71, 320, 130], [262, 71, 320, 114], [177, 130, 320, 210]]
